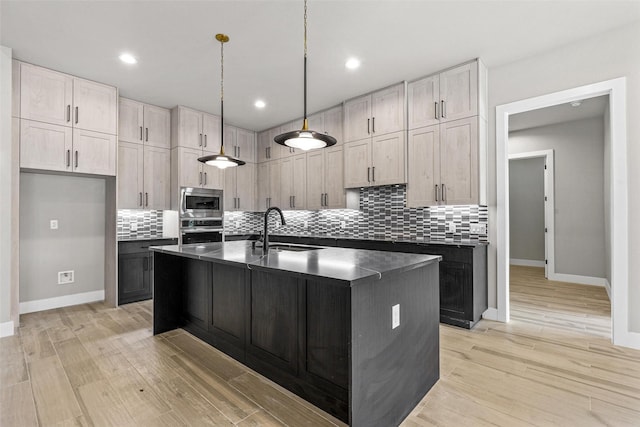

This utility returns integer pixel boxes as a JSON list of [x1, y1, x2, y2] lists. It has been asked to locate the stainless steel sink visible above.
[[268, 243, 323, 252]]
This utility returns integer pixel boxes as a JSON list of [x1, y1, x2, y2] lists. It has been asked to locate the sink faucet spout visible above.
[[263, 207, 286, 255]]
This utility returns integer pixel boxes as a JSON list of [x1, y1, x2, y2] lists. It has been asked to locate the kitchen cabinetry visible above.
[[407, 117, 478, 207], [224, 125, 256, 163], [306, 146, 345, 209], [257, 160, 282, 210], [344, 83, 405, 142], [170, 105, 221, 152], [408, 61, 478, 129], [171, 147, 223, 191], [280, 154, 306, 209], [18, 62, 117, 176], [119, 98, 170, 148], [307, 105, 344, 146], [224, 162, 256, 211], [117, 238, 177, 305], [257, 126, 285, 162], [344, 131, 405, 188], [118, 142, 170, 209]]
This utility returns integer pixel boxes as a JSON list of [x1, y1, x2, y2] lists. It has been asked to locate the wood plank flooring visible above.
[[2, 266, 639, 426]]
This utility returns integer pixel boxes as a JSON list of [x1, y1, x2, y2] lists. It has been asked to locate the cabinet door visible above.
[[257, 131, 270, 163], [183, 258, 210, 330], [343, 139, 371, 188], [439, 62, 478, 122], [20, 63, 73, 127], [118, 98, 144, 144], [323, 105, 343, 146], [279, 157, 293, 209], [440, 117, 478, 205], [408, 75, 439, 129], [143, 146, 171, 209], [236, 128, 256, 163], [307, 112, 323, 135], [20, 119, 72, 172], [72, 129, 117, 176], [344, 95, 371, 142], [117, 141, 144, 209], [178, 147, 204, 188], [210, 264, 247, 347], [73, 78, 117, 135], [202, 161, 224, 190], [236, 162, 256, 211], [223, 125, 237, 159], [257, 161, 270, 211], [370, 131, 405, 186], [118, 253, 151, 305], [269, 159, 282, 208], [306, 150, 324, 210], [407, 126, 440, 208], [371, 83, 405, 136], [292, 154, 306, 210], [439, 261, 469, 318], [324, 146, 345, 209], [224, 167, 237, 211], [144, 104, 171, 149], [202, 113, 221, 153], [267, 126, 285, 160], [177, 107, 204, 150]]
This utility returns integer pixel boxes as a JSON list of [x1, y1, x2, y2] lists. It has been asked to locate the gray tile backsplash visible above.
[[225, 185, 488, 244], [117, 210, 164, 240]]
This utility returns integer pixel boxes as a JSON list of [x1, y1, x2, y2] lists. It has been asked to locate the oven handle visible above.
[[180, 228, 224, 234]]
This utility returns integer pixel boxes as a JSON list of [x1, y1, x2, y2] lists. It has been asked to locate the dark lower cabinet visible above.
[[183, 258, 210, 330], [117, 238, 177, 305]]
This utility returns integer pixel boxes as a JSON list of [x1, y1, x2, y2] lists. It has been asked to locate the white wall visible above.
[[487, 22, 640, 331], [509, 157, 545, 263], [19, 173, 105, 303], [0, 46, 13, 333], [604, 101, 611, 286]]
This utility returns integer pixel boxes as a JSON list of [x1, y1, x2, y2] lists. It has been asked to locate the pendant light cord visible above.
[[303, 0, 308, 126], [220, 37, 225, 154]]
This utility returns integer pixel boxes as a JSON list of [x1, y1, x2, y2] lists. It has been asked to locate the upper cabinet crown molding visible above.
[[119, 97, 171, 149]]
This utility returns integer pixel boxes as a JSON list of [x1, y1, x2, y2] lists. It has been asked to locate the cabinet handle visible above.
[[372, 166, 375, 182], [324, 193, 328, 207], [435, 185, 439, 202], [237, 197, 240, 209], [367, 167, 370, 182], [372, 117, 375, 133], [441, 100, 446, 118], [75, 106, 79, 124], [199, 133, 203, 147], [139, 126, 143, 140], [199, 171, 202, 185], [145, 127, 149, 142], [267, 146, 271, 158], [66, 149, 70, 167], [67, 105, 71, 122], [442, 184, 447, 203], [435, 102, 439, 120], [74, 150, 78, 168], [367, 118, 370, 134], [293, 195, 296, 208], [268, 197, 271, 207], [139, 192, 143, 206], [145, 192, 149, 207], [320, 193, 324, 206], [204, 134, 207, 147], [204, 172, 207, 185]]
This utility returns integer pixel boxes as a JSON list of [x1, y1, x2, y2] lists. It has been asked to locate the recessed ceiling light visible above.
[[345, 57, 361, 70], [570, 100, 582, 107], [254, 100, 266, 109], [119, 53, 137, 64]]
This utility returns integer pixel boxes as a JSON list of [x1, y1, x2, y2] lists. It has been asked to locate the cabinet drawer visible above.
[[118, 238, 177, 254]]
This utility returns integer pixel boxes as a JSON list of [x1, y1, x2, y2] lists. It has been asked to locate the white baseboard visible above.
[[510, 259, 545, 267], [19, 290, 105, 314], [614, 330, 640, 350], [549, 273, 606, 287], [482, 307, 499, 321], [604, 279, 611, 299], [0, 320, 14, 338]]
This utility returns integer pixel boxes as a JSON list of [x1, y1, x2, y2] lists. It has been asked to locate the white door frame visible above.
[[508, 150, 555, 278], [496, 77, 637, 348]]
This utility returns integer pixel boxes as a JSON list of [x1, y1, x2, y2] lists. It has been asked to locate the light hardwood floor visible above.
[[2, 267, 639, 426]]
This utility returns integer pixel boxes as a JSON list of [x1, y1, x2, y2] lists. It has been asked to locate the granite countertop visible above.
[[151, 241, 441, 286], [225, 232, 489, 247]]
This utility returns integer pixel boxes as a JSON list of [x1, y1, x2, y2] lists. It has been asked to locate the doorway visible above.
[[495, 78, 635, 348]]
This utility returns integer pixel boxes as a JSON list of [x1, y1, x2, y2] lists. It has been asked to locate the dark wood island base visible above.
[[152, 242, 440, 426]]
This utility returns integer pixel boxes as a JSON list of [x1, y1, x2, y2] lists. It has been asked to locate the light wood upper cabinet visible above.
[[307, 105, 343, 146], [202, 113, 221, 153], [257, 161, 271, 211], [406, 117, 478, 207], [170, 146, 224, 210], [72, 128, 117, 175], [12, 59, 20, 118], [408, 61, 478, 129], [269, 159, 282, 208], [344, 83, 404, 143], [143, 146, 171, 209], [74, 78, 118, 134], [171, 106, 220, 152], [20, 63, 73, 127], [118, 141, 144, 208], [280, 154, 306, 210], [120, 98, 171, 148], [225, 125, 256, 163], [343, 138, 371, 188], [225, 162, 256, 212], [257, 130, 270, 163], [344, 131, 405, 188], [307, 146, 345, 210]]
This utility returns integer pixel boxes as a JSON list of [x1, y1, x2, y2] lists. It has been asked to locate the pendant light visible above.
[[198, 34, 246, 169], [273, 0, 336, 150]]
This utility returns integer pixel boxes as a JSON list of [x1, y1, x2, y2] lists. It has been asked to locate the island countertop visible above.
[[150, 240, 440, 286]]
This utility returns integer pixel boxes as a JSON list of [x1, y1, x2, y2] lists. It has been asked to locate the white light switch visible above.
[[130, 222, 138, 231], [392, 304, 400, 329], [446, 221, 456, 233], [340, 221, 346, 229], [50, 220, 58, 230]]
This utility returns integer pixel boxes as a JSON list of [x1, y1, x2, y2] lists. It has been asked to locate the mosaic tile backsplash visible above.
[[117, 210, 164, 240], [225, 185, 489, 244]]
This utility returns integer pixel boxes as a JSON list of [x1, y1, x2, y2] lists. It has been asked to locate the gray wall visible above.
[[509, 117, 605, 278], [0, 46, 12, 326], [19, 173, 105, 302], [509, 157, 545, 262]]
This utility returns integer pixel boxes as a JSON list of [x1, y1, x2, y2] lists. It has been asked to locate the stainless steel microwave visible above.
[[179, 187, 223, 219]]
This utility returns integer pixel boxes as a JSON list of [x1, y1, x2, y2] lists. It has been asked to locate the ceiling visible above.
[[1, 1, 639, 132], [509, 95, 608, 132]]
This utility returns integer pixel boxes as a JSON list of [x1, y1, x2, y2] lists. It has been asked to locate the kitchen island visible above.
[[151, 241, 441, 427]]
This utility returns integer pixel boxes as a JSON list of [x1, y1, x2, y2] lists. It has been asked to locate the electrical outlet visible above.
[[392, 304, 400, 329], [235, 221, 240, 228], [50, 220, 58, 230], [446, 221, 457, 233], [58, 270, 74, 285], [130, 222, 138, 232], [470, 223, 487, 234], [303, 221, 308, 229], [340, 221, 346, 229]]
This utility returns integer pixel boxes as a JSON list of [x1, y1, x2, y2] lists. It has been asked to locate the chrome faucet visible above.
[[263, 207, 286, 255]]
